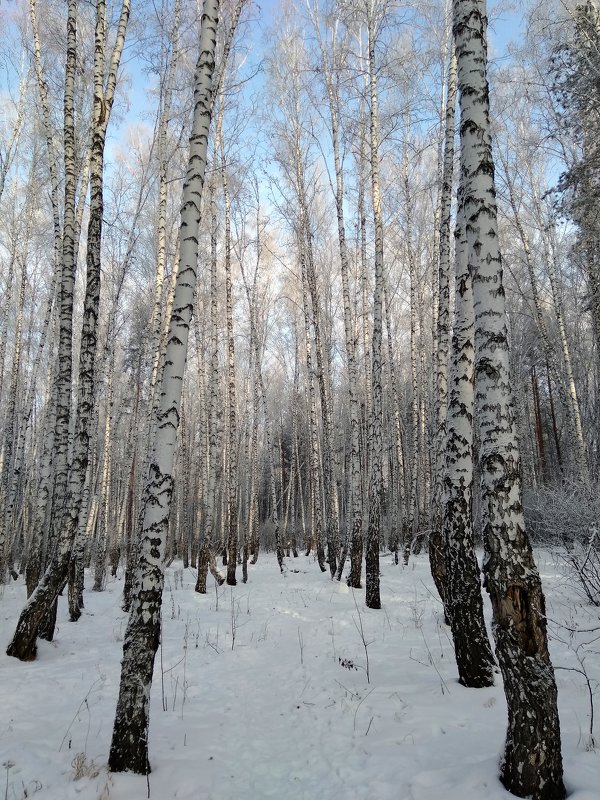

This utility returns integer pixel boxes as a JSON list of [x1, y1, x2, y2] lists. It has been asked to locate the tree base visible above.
[[6, 637, 37, 662]]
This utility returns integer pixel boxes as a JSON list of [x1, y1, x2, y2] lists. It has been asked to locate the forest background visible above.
[[0, 0, 599, 797]]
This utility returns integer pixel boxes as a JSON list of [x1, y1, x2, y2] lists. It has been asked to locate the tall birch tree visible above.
[[7, 0, 131, 658], [454, 1, 565, 796], [443, 195, 495, 688], [365, 0, 383, 610], [109, 0, 220, 772], [306, 1, 363, 585], [429, 50, 456, 609], [7, 0, 78, 656]]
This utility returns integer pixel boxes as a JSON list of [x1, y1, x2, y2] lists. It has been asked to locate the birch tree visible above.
[[365, 0, 383, 610], [7, 0, 131, 659], [109, 0, 220, 771], [429, 50, 456, 609], [306, 0, 363, 584], [222, 136, 239, 585], [6, 0, 78, 657], [454, 1, 565, 796], [443, 194, 495, 688], [0, 172, 36, 580], [194, 165, 225, 593]]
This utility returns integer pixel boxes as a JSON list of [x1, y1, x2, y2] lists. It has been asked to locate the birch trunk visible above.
[[299, 247, 326, 573], [93, 365, 114, 591], [454, 1, 565, 796], [254, 340, 283, 572], [146, 0, 181, 452], [44, 0, 79, 583], [402, 145, 420, 566], [358, 109, 372, 439], [29, 0, 63, 278], [383, 279, 406, 563], [429, 51, 456, 609], [7, 0, 78, 660], [13, 263, 58, 590], [304, 243, 339, 577], [240, 211, 262, 567], [241, 216, 284, 571], [109, 0, 219, 773], [539, 224, 588, 483], [365, 5, 382, 609], [25, 360, 57, 596], [7, 0, 131, 657], [240, 375, 251, 581], [289, 350, 300, 558], [0, 250, 28, 580], [195, 164, 225, 593], [443, 199, 495, 687], [0, 57, 27, 205], [309, 8, 362, 584], [290, 109, 338, 575], [67, 457, 93, 617], [221, 141, 238, 586], [0, 253, 16, 406]]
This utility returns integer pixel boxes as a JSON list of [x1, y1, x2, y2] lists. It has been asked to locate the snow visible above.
[[1, 551, 598, 800]]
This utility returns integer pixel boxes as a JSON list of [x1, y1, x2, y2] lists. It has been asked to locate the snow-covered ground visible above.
[[1, 551, 598, 800]]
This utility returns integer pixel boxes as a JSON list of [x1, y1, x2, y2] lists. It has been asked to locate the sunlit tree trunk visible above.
[[108, 0, 219, 773], [93, 363, 114, 591], [303, 242, 339, 577], [221, 138, 238, 585], [429, 51, 456, 609], [402, 135, 420, 567], [240, 200, 263, 568], [121, 0, 182, 613], [383, 279, 406, 564], [195, 162, 225, 593], [539, 221, 588, 483], [0, 56, 27, 205], [289, 107, 338, 574], [299, 247, 326, 572], [308, 6, 362, 584], [7, 0, 79, 660], [24, 360, 57, 597], [454, 1, 565, 796], [0, 238, 29, 580], [7, 0, 131, 658], [0, 253, 16, 407], [67, 456, 93, 617], [252, 329, 284, 573], [365, 3, 382, 609], [443, 197, 495, 687], [289, 343, 301, 558]]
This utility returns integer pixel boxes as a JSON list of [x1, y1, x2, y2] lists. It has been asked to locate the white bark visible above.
[[222, 136, 239, 585], [306, 3, 362, 584], [6, 0, 79, 661], [443, 197, 494, 687], [0, 253, 28, 579], [365, 3, 382, 610], [454, 1, 565, 796], [429, 50, 456, 607], [300, 246, 326, 571], [109, 0, 220, 773]]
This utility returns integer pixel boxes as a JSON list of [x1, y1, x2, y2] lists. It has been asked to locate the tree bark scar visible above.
[[500, 585, 537, 656]]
